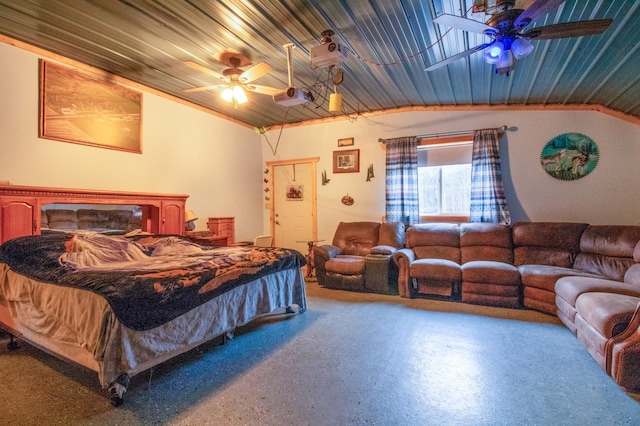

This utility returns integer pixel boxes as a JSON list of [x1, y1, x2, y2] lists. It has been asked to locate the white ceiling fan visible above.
[[426, 0, 613, 75], [183, 49, 280, 106]]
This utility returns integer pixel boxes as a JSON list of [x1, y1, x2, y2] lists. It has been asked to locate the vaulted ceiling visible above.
[[1, 0, 639, 129]]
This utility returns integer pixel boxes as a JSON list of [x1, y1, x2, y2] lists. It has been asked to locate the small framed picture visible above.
[[286, 184, 304, 200], [333, 149, 360, 174], [338, 137, 354, 147]]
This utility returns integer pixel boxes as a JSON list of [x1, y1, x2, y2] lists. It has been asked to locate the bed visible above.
[[0, 186, 306, 406]]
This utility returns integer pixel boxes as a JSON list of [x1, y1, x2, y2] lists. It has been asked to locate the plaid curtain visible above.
[[385, 136, 419, 226], [469, 129, 511, 224]]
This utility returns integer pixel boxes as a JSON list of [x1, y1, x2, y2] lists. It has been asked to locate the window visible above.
[[417, 141, 472, 221]]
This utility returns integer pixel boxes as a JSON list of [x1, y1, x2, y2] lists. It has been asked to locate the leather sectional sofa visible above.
[[318, 220, 640, 393]]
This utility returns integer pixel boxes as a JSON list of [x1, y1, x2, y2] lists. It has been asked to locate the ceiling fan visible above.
[[425, 0, 613, 75], [183, 49, 280, 106]]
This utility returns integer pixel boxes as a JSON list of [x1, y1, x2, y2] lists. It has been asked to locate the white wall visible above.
[[261, 109, 640, 242], [0, 41, 264, 242], [3, 39, 639, 247]]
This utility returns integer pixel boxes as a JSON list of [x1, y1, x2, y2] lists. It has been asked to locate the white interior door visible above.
[[272, 161, 316, 252]]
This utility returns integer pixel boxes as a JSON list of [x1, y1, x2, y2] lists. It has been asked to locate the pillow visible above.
[[41, 210, 49, 229], [46, 209, 78, 230], [76, 209, 110, 230], [108, 210, 133, 230]]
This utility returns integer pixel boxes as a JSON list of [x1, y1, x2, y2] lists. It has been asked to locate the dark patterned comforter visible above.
[[0, 232, 305, 331]]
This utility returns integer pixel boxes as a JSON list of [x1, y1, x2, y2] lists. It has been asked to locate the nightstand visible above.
[[207, 217, 235, 245], [185, 231, 228, 247]]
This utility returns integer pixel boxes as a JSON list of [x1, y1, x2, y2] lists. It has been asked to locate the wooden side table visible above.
[[185, 231, 229, 247], [297, 239, 324, 279], [207, 217, 235, 245]]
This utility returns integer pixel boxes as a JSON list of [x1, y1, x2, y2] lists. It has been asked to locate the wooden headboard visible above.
[[0, 184, 188, 244]]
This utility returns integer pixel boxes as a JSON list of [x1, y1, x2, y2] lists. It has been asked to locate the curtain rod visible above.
[[377, 125, 508, 143]]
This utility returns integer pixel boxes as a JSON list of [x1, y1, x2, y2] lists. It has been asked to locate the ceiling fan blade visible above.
[[183, 84, 225, 93], [184, 60, 226, 81], [521, 19, 612, 40], [246, 84, 282, 96], [239, 62, 272, 83], [434, 14, 494, 34], [514, 0, 565, 29], [425, 43, 490, 71]]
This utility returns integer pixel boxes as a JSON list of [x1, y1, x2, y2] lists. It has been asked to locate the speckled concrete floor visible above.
[[1, 280, 640, 425]]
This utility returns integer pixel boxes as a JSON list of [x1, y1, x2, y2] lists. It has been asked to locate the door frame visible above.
[[267, 157, 319, 247]]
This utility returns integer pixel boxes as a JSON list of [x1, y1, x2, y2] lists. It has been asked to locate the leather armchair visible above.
[[313, 221, 405, 294]]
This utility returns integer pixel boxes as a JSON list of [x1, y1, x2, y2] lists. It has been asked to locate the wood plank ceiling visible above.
[[0, 0, 638, 129]]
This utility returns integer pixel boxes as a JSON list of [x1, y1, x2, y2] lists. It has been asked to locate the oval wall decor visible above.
[[540, 133, 599, 181]]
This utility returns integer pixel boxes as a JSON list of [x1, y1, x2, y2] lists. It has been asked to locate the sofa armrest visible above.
[[313, 244, 343, 261], [370, 245, 398, 256], [392, 248, 416, 298], [606, 300, 640, 392]]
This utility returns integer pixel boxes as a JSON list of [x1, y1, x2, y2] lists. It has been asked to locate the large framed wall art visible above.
[[540, 132, 599, 181], [39, 60, 142, 153]]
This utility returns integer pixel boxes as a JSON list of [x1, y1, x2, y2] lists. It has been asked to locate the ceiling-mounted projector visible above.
[[273, 86, 307, 106], [310, 41, 347, 67]]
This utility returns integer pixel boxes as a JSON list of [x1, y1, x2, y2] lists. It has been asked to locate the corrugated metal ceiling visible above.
[[0, 0, 638, 129]]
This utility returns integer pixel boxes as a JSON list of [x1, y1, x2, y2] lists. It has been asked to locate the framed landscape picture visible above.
[[338, 137, 354, 147], [333, 149, 360, 173], [39, 60, 142, 153]]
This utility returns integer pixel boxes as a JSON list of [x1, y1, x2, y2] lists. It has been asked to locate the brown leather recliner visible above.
[[313, 221, 405, 294]]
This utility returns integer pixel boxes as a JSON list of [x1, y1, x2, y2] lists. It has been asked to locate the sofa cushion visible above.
[[410, 258, 461, 282], [573, 225, 640, 281], [462, 261, 520, 285], [555, 276, 640, 309], [512, 222, 587, 267], [518, 264, 601, 292], [378, 221, 405, 249], [514, 247, 575, 268], [460, 223, 513, 264], [325, 257, 366, 275], [576, 292, 640, 339], [331, 221, 381, 257], [406, 223, 460, 248]]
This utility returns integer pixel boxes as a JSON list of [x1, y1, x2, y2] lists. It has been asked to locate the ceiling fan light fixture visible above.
[[221, 87, 234, 102], [512, 37, 534, 59], [497, 49, 514, 69], [221, 85, 248, 104], [233, 86, 248, 104], [484, 41, 504, 64]]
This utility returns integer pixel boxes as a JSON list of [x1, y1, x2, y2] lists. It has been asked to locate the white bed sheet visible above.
[[0, 263, 306, 388]]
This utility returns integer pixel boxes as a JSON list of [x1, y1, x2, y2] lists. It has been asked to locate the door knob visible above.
[[276, 220, 280, 225]]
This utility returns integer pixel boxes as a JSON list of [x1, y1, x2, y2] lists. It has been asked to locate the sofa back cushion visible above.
[[573, 225, 640, 281], [512, 222, 588, 267], [331, 221, 381, 257], [377, 221, 405, 249], [460, 222, 513, 264], [406, 223, 460, 263]]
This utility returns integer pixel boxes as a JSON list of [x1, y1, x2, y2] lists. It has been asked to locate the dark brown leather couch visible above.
[[392, 221, 640, 393], [313, 221, 405, 294]]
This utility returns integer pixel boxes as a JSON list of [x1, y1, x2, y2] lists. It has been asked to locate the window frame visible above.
[[417, 135, 472, 223]]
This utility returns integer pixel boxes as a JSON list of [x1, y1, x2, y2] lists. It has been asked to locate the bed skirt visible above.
[[0, 263, 306, 388]]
